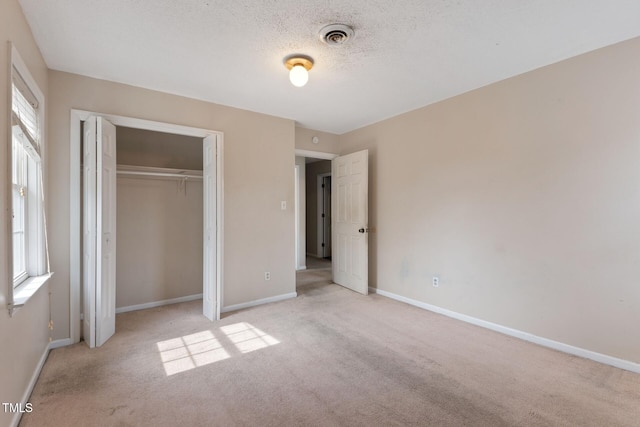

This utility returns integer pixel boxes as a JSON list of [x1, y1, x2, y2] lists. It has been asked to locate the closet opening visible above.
[[114, 126, 204, 314], [70, 109, 223, 347]]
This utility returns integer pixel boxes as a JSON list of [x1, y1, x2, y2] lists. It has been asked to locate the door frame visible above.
[[317, 172, 331, 258], [294, 164, 304, 270], [69, 109, 224, 344]]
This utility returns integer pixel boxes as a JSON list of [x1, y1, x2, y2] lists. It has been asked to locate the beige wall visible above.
[[116, 177, 203, 308], [305, 160, 332, 256], [48, 70, 296, 341], [295, 127, 340, 154], [116, 127, 204, 170], [0, 1, 51, 426], [339, 37, 640, 363]]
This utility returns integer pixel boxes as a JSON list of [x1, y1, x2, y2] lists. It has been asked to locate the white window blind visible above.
[[11, 68, 40, 156]]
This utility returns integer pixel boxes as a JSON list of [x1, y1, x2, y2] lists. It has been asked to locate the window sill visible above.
[[10, 272, 53, 316]]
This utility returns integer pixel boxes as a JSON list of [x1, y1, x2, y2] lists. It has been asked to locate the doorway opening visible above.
[[295, 148, 370, 295], [294, 150, 337, 290], [70, 110, 223, 347]]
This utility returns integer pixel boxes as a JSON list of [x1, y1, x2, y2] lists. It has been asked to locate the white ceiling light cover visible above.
[[290, 65, 309, 87]]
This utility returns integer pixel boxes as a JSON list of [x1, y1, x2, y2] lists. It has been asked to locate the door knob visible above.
[[358, 228, 368, 233]]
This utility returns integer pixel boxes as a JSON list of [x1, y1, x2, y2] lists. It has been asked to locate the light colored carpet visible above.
[[305, 256, 331, 270], [296, 267, 332, 288], [21, 281, 640, 426]]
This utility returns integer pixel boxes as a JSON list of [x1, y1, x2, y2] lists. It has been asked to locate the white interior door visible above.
[[83, 116, 117, 347], [96, 117, 117, 346], [332, 149, 368, 294], [82, 117, 97, 348], [203, 135, 218, 320]]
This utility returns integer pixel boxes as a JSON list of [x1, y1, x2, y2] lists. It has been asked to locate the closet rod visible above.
[[116, 170, 203, 179]]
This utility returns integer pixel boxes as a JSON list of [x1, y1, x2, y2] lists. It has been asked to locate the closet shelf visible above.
[[117, 165, 203, 180]]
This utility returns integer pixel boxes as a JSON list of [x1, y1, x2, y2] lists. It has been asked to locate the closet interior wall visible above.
[[115, 127, 204, 311]]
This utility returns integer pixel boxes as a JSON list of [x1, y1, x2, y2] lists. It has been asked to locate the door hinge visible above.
[[322, 213, 325, 218], [322, 243, 325, 247]]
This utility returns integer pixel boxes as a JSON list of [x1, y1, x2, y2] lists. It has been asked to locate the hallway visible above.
[[296, 257, 331, 289]]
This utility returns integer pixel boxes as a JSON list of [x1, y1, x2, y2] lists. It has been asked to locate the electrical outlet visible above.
[[265, 272, 271, 281], [432, 276, 439, 288]]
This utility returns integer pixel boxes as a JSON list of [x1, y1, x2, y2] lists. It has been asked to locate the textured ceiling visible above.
[[18, 0, 640, 134]]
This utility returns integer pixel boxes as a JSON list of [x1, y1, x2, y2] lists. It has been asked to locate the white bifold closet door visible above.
[[83, 116, 117, 348], [202, 135, 218, 321], [83, 120, 219, 348]]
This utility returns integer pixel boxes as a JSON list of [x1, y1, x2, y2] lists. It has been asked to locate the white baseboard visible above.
[[116, 294, 203, 314], [49, 338, 73, 349], [222, 292, 297, 313], [296, 266, 307, 271], [12, 343, 50, 427], [370, 287, 640, 374]]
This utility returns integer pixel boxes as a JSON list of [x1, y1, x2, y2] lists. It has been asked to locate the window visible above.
[[12, 127, 29, 284], [8, 45, 50, 313]]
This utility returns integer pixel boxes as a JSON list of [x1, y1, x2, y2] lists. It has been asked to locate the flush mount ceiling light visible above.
[[284, 55, 314, 87]]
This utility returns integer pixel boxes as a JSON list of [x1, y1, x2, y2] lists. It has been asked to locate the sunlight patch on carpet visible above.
[[220, 322, 280, 354], [157, 330, 230, 376], [157, 323, 279, 376]]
